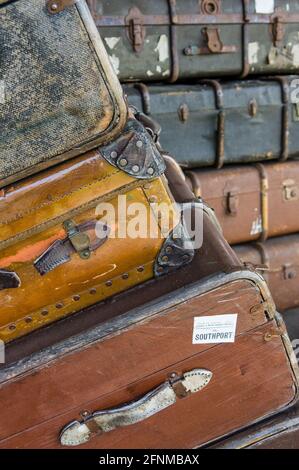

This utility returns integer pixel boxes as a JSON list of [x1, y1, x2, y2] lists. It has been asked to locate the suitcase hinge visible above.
[[283, 180, 299, 201], [0, 270, 21, 291], [46, 0, 75, 14], [125, 7, 146, 53], [184, 27, 237, 56]]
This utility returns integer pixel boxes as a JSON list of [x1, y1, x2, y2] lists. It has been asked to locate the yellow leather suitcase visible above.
[[0, 117, 190, 343]]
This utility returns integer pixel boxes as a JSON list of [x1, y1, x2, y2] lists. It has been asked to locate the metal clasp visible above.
[[184, 28, 237, 56], [283, 180, 299, 201], [272, 16, 285, 47], [63, 220, 91, 260], [125, 7, 146, 53], [225, 191, 239, 216], [283, 264, 297, 280]]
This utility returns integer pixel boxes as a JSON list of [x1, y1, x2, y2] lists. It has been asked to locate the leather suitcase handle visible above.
[[60, 369, 212, 446]]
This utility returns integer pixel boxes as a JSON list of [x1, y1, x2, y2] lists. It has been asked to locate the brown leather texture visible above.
[[0, 135, 179, 343], [234, 234, 299, 312], [186, 162, 299, 244], [0, 272, 297, 448]]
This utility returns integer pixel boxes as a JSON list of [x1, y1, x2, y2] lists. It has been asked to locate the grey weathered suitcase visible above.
[[88, 0, 299, 82], [0, 0, 127, 187], [125, 77, 299, 168]]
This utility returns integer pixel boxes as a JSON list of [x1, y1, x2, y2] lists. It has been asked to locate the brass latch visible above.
[[283, 180, 299, 201], [63, 220, 91, 260], [125, 7, 146, 53], [184, 27, 237, 56]]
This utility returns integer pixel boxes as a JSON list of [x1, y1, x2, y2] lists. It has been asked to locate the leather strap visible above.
[[60, 369, 212, 446], [0, 269, 21, 291]]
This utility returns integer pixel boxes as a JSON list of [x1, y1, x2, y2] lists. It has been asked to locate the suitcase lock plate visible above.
[[283, 180, 299, 201], [63, 220, 91, 260], [184, 27, 237, 56], [125, 7, 146, 53]]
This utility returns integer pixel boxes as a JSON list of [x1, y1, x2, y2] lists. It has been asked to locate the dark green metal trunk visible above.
[[89, 0, 299, 82], [124, 77, 299, 168]]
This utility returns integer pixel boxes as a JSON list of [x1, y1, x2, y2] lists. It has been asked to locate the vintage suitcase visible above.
[[234, 235, 299, 313], [124, 77, 299, 168], [0, 269, 297, 448], [186, 161, 299, 244], [0, 0, 127, 187], [88, 0, 299, 83], [0, 116, 195, 344]]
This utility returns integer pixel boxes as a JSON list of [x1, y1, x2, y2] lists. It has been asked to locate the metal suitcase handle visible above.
[[60, 369, 212, 446]]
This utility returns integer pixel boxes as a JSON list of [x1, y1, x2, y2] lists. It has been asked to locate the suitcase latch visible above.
[[225, 191, 239, 216], [184, 28, 237, 56], [272, 16, 285, 47], [283, 264, 297, 281], [63, 220, 92, 260], [283, 180, 299, 201], [125, 7, 146, 53]]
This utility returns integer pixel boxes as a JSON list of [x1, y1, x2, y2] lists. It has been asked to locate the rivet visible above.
[[143, 183, 152, 190], [81, 250, 90, 259], [162, 255, 169, 263], [165, 246, 173, 254], [50, 2, 58, 11], [264, 332, 273, 342], [136, 140, 143, 148], [90, 288, 97, 295], [25, 317, 32, 324], [56, 302, 64, 309], [119, 158, 128, 167], [106, 280, 112, 287], [137, 266, 144, 272], [170, 372, 177, 379], [73, 295, 80, 301], [41, 309, 49, 316], [47, 194, 53, 201], [110, 151, 118, 159], [147, 167, 154, 175], [132, 165, 139, 173], [149, 195, 157, 203], [122, 273, 129, 280], [8, 324, 16, 331], [157, 266, 164, 273]]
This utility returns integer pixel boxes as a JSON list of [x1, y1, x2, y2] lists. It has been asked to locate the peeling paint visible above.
[[109, 54, 120, 75], [146, 70, 154, 77], [104, 37, 121, 50], [156, 65, 162, 73], [162, 69, 170, 76], [292, 44, 299, 66], [154, 35, 169, 63], [255, 0, 274, 14], [248, 42, 260, 65], [250, 216, 262, 236]]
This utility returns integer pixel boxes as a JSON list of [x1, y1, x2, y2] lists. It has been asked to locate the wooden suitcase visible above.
[[234, 235, 299, 313], [0, 116, 191, 344], [124, 77, 299, 168], [186, 161, 299, 244], [88, 0, 299, 82], [0, 269, 297, 448], [0, 0, 127, 187]]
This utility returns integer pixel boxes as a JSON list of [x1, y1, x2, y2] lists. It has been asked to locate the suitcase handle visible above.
[[184, 27, 237, 56], [60, 369, 212, 446]]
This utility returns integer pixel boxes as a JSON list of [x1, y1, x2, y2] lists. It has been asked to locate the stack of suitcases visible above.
[[0, 0, 299, 449]]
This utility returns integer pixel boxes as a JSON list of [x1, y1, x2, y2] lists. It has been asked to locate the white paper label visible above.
[[255, 0, 274, 14], [192, 314, 238, 344]]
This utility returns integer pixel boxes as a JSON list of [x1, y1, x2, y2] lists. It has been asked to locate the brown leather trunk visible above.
[[234, 234, 299, 312], [186, 162, 299, 245], [0, 270, 297, 449]]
